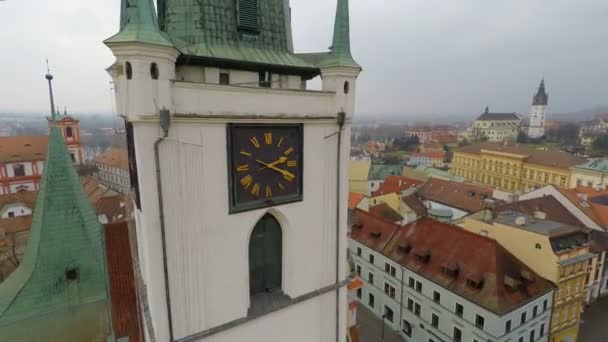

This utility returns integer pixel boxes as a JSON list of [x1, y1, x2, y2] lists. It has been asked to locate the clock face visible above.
[[227, 124, 303, 213]]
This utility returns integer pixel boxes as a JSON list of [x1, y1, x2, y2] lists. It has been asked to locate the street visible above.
[[580, 296, 608, 342], [357, 305, 405, 342]]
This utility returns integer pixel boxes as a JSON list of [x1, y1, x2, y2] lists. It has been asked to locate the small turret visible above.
[[533, 79, 548, 106]]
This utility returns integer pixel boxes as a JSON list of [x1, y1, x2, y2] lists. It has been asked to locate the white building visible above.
[[105, 0, 361, 341], [349, 212, 555, 342], [95, 147, 130, 193], [469, 107, 523, 142], [527, 80, 549, 139]]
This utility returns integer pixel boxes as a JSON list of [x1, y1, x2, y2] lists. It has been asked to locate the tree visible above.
[[517, 131, 528, 144], [592, 134, 608, 151]]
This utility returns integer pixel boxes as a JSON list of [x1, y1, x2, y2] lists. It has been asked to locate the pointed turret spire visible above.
[[533, 78, 548, 106], [104, 0, 173, 48], [321, 0, 360, 69], [484, 105, 489, 114], [45, 61, 56, 122]]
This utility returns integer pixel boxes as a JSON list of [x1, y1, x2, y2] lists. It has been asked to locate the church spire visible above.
[[104, 0, 173, 48], [533, 78, 548, 106], [321, 0, 360, 69], [45, 62, 56, 122]]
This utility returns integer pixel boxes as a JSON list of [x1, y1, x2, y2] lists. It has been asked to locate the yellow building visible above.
[[451, 143, 586, 192], [349, 159, 371, 195], [461, 211, 594, 342]]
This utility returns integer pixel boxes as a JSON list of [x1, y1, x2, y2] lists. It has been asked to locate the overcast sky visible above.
[[1, 0, 607, 117]]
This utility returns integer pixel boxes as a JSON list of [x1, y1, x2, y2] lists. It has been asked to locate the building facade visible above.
[[462, 211, 593, 342], [527, 79, 548, 139], [407, 151, 444, 167], [451, 143, 586, 192], [406, 126, 457, 143], [350, 212, 554, 342], [105, 0, 361, 341], [570, 159, 608, 189], [95, 147, 130, 193], [468, 108, 523, 142]]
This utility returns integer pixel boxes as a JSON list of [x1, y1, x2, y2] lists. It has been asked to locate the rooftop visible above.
[[371, 175, 422, 197], [557, 186, 608, 229], [0, 136, 49, 163], [418, 178, 494, 213], [348, 192, 365, 210], [496, 196, 586, 228], [368, 164, 403, 180], [401, 194, 427, 217], [573, 158, 608, 173], [476, 112, 522, 121], [369, 203, 403, 223], [350, 210, 399, 253], [95, 147, 129, 170]]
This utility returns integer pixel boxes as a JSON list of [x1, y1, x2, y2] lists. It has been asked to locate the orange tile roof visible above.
[[0, 191, 38, 212], [497, 196, 586, 228], [0, 216, 32, 234], [380, 217, 555, 315], [557, 187, 608, 229], [350, 209, 400, 252], [348, 277, 364, 290], [348, 192, 366, 210], [412, 151, 445, 159], [104, 221, 143, 342], [95, 147, 129, 170], [0, 136, 49, 163], [369, 203, 403, 222], [418, 178, 495, 213], [371, 175, 422, 196]]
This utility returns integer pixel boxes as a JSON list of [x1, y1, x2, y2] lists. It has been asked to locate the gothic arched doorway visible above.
[[249, 214, 282, 295]]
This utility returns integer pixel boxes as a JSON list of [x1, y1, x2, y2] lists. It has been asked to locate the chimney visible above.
[[515, 216, 527, 226]]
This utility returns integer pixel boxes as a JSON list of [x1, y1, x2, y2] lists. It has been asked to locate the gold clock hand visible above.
[[257, 156, 288, 171], [255, 160, 295, 179]]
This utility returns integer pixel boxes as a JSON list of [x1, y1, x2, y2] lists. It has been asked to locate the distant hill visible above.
[[549, 106, 608, 122]]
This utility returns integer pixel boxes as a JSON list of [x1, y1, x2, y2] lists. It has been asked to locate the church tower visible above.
[[527, 79, 548, 139], [105, 0, 361, 341]]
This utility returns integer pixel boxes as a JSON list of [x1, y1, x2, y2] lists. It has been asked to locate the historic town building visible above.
[[527, 79, 548, 139], [467, 107, 523, 142], [350, 212, 555, 342], [95, 147, 130, 193], [450, 143, 586, 192], [105, 0, 361, 341], [570, 158, 608, 190], [462, 211, 593, 342]]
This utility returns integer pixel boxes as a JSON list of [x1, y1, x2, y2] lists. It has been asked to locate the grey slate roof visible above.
[[476, 112, 522, 121]]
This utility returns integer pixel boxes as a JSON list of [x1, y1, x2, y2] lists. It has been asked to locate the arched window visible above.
[[125, 62, 133, 80], [66, 126, 73, 137], [249, 214, 282, 296], [150, 62, 159, 80]]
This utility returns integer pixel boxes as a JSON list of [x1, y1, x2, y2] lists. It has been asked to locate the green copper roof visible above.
[[368, 164, 403, 180], [319, 0, 360, 69], [0, 125, 111, 340], [573, 158, 608, 173], [105, 0, 173, 47]]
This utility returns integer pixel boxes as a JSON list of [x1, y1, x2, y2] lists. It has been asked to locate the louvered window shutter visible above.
[[237, 0, 259, 32]]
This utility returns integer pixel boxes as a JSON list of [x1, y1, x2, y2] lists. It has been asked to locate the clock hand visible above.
[[255, 160, 295, 179], [257, 156, 288, 171]]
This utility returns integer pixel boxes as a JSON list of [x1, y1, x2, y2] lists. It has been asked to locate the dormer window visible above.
[[65, 267, 79, 283], [413, 249, 430, 263], [441, 261, 459, 278], [398, 243, 411, 254], [237, 0, 259, 32], [369, 232, 381, 239]]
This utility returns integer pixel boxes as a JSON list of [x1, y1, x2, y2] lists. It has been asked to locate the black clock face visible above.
[[227, 124, 303, 213]]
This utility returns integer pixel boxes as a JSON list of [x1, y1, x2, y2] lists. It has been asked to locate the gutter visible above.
[[154, 108, 175, 341], [335, 111, 346, 342]]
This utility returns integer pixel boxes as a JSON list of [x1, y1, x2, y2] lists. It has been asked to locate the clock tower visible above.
[[105, 0, 361, 341]]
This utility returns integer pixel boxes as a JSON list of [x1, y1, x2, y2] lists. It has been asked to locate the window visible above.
[[356, 247, 362, 256], [368, 293, 375, 308], [237, 0, 259, 32], [415, 280, 422, 292], [125, 61, 132, 80], [356, 265, 361, 275], [258, 71, 271, 88], [475, 314, 485, 330], [344, 81, 350, 94], [249, 214, 282, 298], [520, 311, 526, 325], [369, 254, 375, 264], [455, 303, 463, 317], [402, 320, 412, 336], [385, 262, 390, 273], [431, 290, 441, 303], [408, 277, 415, 288], [368, 272, 374, 285], [535, 243, 542, 249], [540, 323, 545, 336], [219, 72, 230, 85], [69, 153, 75, 162], [356, 288, 362, 299], [518, 337, 523, 342], [390, 265, 396, 277], [150, 62, 159, 80], [505, 319, 512, 333], [126, 122, 141, 209], [533, 305, 538, 318], [431, 313, 439, 328], [13, 164, 25, 177], [66, 126, 74, 137], [414, 302, 421, 316], [8, 212, 15, 218], [384, 306, 394, 322], [65, 267, 79, 282], [453, 327, 462, 342], [530, 329, 535, 342], [407, 298, 414, 311], [543, 299, 548, 311]]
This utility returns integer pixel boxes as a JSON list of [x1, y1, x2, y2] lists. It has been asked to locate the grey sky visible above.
[[0, 0, 606, 117]]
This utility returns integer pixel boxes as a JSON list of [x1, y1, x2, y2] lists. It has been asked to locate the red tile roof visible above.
[[348, 192, 366, 210], [411, 151, 445, 160], [350, 210, 400, 252], [418, 178, 495, 213], [0, 191, 38, 213], [0, 136, 49, 163], [0, 216, 32, 234], [381, 218, 555, 315], [497, 196, 586, 228], [104, 221, 143, 342], [557, 187, 608, 229], [95, 147, 129, 170], [402, 194, 428, 217], [369, 203, 403, 222], [371, 175, 422, 197]]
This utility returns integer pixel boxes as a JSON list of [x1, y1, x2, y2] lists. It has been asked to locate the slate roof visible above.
[[0, 124, 110, 338], [368, 164, 403, 180], [497, 196, 586, 228], [0, 136, 48, 163], [369, 203, 403, 223], [418, 178, 494, 213], [455, 143, 587, 170], [378, 217, 555, 315], [573, 159, 608, 173], [95, 147, 129, 170], [371, 175, 422, 197], [476, 112, 522, 121]]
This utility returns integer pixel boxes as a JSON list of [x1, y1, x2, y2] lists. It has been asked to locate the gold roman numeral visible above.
[[283, 173, 295, 182], [240, 175, 253, 189], [287, 160, 297, 168], [264, 132, 272, 145], [251, 183, 260, 196], [237, 164, 249, 172], [265, 185, 273, 198], [284, 147, 294, 155], [240, 150, 252, 157], [250, 137, 261, 148], [277, 137, 284, 148], [278, 183, 286, 191]]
